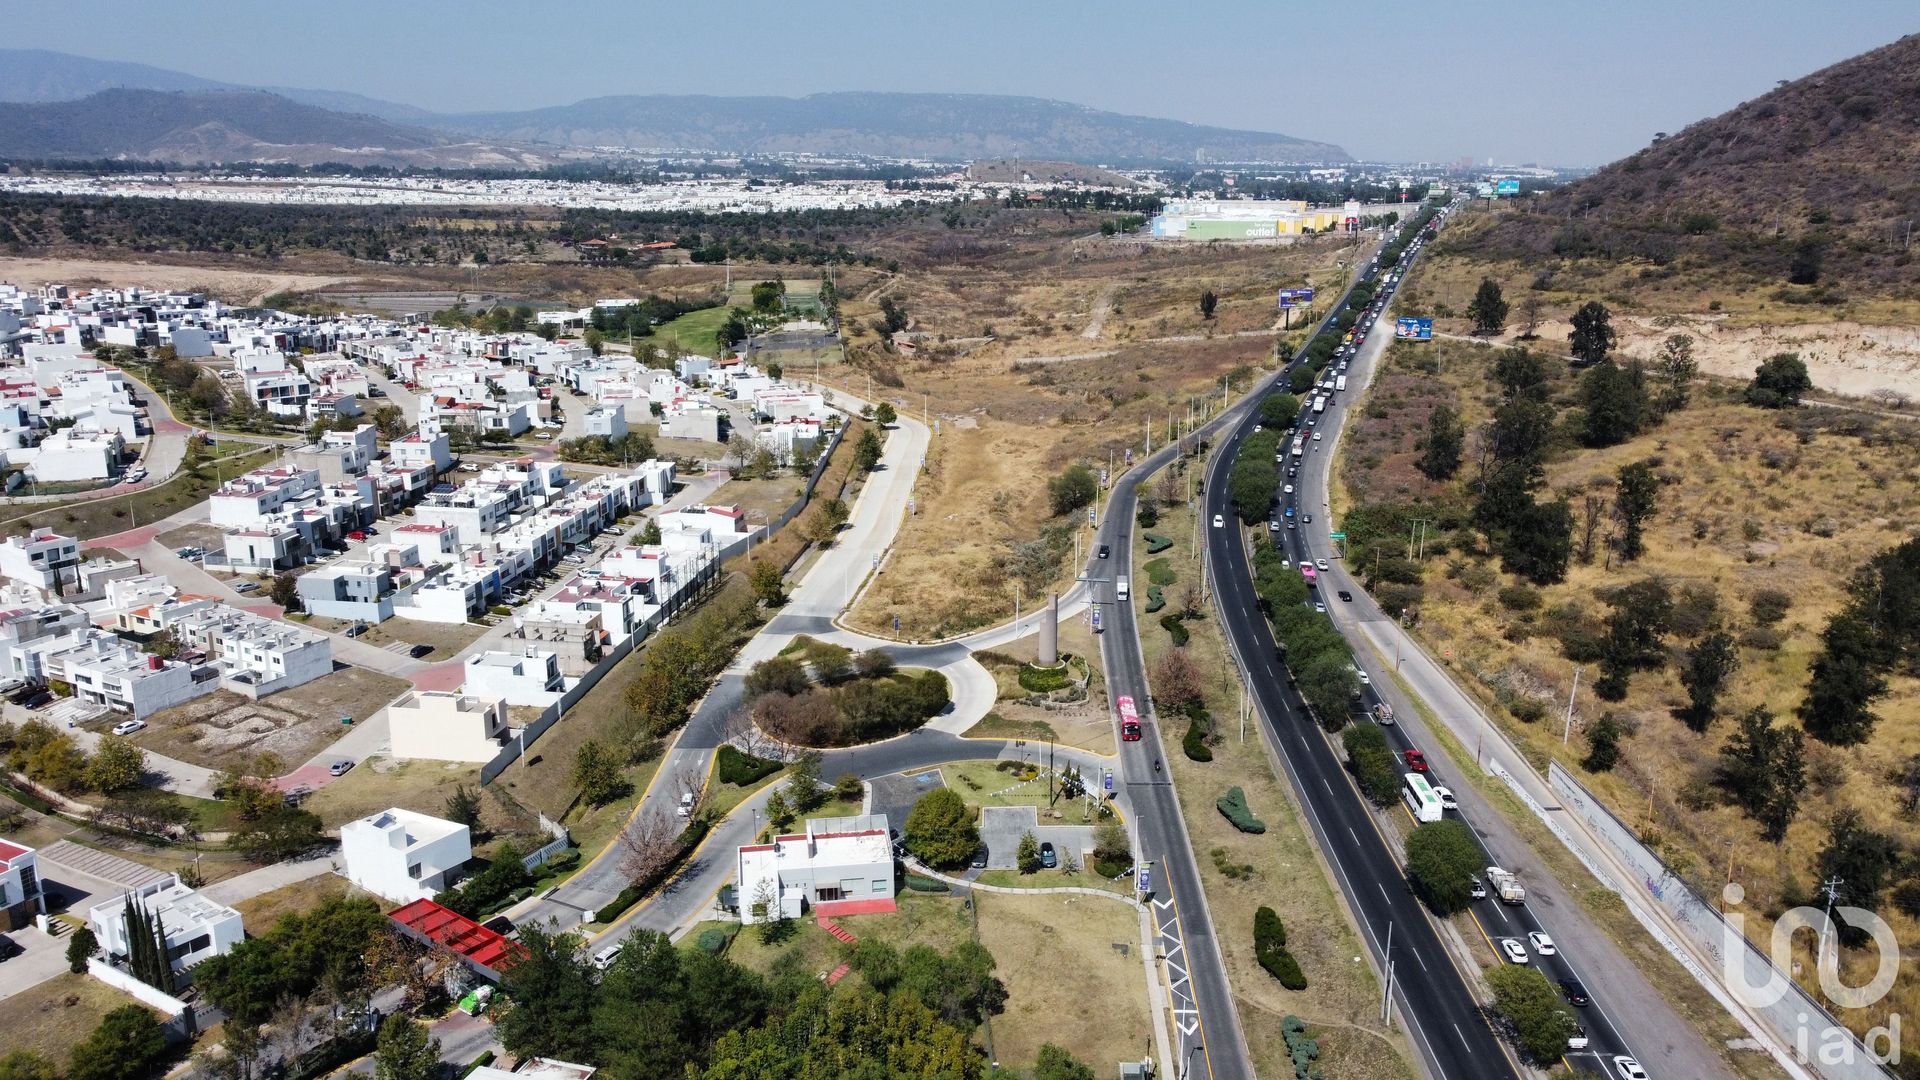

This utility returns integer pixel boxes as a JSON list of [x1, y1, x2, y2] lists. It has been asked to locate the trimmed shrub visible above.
[[1183, 713, 1213, 762], [1144, 533, 1173, 554], [1144, 586, 1166, 613], [1216, 786, 1267, 834], [1144, 558, 1177, 586], [1018, 664, 1072, 693], [457, 1053, 496, 1080], [1160, 614, 1190, 646], [717, 744, 782, 786], [695, 928, 733, 954], [1254, 906, 1308, 990], [904, 873, 950, 892]]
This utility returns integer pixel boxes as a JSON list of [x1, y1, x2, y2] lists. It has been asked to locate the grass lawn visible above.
[[231, 872, 352, 928], [974, 890, 1150, 1072], [938, 761, 1103, 824], [707, 892, 974, 983], [656, 306, 736, 359], [0, 972, 158, 1062], [305, 756, 487, 830], [1137, 463, 1416, 1080], [974, 868, 1131, 896], [0, 444, 281, 543]]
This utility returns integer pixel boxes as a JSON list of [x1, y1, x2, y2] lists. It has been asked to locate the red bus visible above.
[[1118, 696, 1142, 741]]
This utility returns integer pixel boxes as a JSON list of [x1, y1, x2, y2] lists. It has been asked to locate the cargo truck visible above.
[[1486, 865, 1526, 905]]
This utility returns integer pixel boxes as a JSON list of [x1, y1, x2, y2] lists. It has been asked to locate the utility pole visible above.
[[1561, 666, 1582, 746], [1381, 921, 1396, 1024], [1820, 876, 1845, 973]]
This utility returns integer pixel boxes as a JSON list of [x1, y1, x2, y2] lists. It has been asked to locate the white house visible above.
[[582, 405, 627, 440], [171, 606, 333, 698], [47, 630, 210, 720], [0, 838, 45, 930], [339, 808, 472, 904], [388, 690, 510, 763], [296, 561, 397, 623], [463, 648, 563, 706], [25, 429, 124, 482], [0, 531, 79, 590], [88, 875, 243, 975], [735, 814, 896, 925]]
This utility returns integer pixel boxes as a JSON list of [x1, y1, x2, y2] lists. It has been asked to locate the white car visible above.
[[590, 944, 622, 970], [1435, 786, 1457, 810], [111, 719, 146, 736], [1283, 484, 1294, 495], [1356, 670, 1370, 686], [1528, 931, 1557, 956], [1212, 514, 1224, 528], [677, 792, 696, 818], [1315, 559, 1330, 572], [1314, 602, 1326, 613], [1612, 1057, 1648, 1080], [1312, 431, 1323, 442], [1500, 938, 1529, 965]]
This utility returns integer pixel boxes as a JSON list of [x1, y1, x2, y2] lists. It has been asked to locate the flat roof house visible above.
[[388, 690, 510, 763], [735, 814, 896, 925], [463, 648, 563, 706], [88, 874, 243, 977], [340, 808, 472, 904], [0, 838, 45, 930]]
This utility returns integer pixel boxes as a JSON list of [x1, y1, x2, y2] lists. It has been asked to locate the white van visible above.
[[1335, 375, 1348, 392], [1116, 576, 1130, 601]]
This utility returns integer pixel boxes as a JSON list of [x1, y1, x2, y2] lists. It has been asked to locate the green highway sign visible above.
[[1329, 532, 1347, 540]]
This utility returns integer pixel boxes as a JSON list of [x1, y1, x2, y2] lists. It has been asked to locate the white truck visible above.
[[1312, 394, 1327, 414], [1335, 374, 1348, 393], [1116, 576, 1130, 601], [1486, 865, 1526, 905], [1290, 437, 1305, 459]]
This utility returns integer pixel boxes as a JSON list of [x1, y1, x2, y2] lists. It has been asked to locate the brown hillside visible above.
[[1445, 34, 1920, 295]]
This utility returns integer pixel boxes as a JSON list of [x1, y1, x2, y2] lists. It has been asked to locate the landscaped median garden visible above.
[[742, 636, 950, 746]]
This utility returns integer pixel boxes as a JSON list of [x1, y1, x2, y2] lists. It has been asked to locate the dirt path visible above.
[[1082, 283, 1117, 340], [0, 256, 348, 304]]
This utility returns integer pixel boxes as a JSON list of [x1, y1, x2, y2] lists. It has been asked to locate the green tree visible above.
[[638, 518, 663, 545], [269, 572, 300, 611], [1227, 450, 1278, 524], [1678, 630, 1739, 732], [786, 750, 826, 813], [1654, 333, 1698, 414], [1404, 819, 1482, 914], [583, 328, 605, 356], [1583, 712, 1624, 772], [873, 401, 897, 426], [189, 372, 230, 418], [66, 925, 99, 973], [1493, 347, 1551, 402], [749, 280, 785, 313], [1718, 706, 1805, 842], [854, 427, 884, 472], [747, 560, 785, 606], [229, 804, 325, 861], [373, 1015, 441, 1080], [1015, 831, 1042, 874], [1613, 459, 1662, 561], [86, 737, 144, 794], [1798, 613, 1888, 745], [1485, 966, 1578, 1063], [1567, 301, 1616, 366], [1297, 652, 1358, 730], [1467, 277, 1510, 335], [1816, 807, 1901, 945], [904, 787, 979, 868], [443, 784, 483, 831], [1416, 403, 1464, 481], [67, 1005, 167, 1080], [371, 404, 407, 440], [1747, 353, 1814, 408], [1258, 393, 1300, 430], [496, 922, 596, 1060], [574, 740, 624, 806], [1048, 463, 1099, 517], [1033, 1045, 1096, 1080], [0, 1051, 60, 1080], [1578, 360, 1647, 447], [744, 656, 809, 697], [1199, 290, 1218, 319], [1498, 496, 1575, 586]]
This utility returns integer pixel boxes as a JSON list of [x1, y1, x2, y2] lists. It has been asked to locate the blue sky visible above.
[[12, 0, 1915, 165]]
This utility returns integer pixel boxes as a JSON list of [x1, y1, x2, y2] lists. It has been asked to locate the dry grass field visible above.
[[800, 215, 1368, 640], [1336, 333, 1920, 1044], [973, 890, 1152, 1071], [0, 973, 157, 1064], [120, 668, 411, 773]]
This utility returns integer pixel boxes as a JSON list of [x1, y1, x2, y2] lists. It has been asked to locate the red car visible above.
[[1404, 748, 1429, 772], [347, 531, 367, 541], [1121, 721, 1142, 742]]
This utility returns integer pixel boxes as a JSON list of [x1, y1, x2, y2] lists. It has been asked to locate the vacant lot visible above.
[[123, 667, 408, 773], [0, 972, 157, 1063], [1337, 333, 1920, 1046], [300, 754, 545, 845], [973, 890, 1150, 1073], [232, 872, 352, 928], [708, 473, 805, 527], [1137, 464, 1416, 1080], [299, 614, 488, 657]]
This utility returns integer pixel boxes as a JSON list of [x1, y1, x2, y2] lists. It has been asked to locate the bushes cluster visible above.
[[436, 844, 535, 919], [717, 745, 782, 786], [1144, 533, 1173, 554], [1247, 538, 1359, 726], [1281, 1015, 1322, 1080], [1143, 586, 1166, 613], [1254, 906, 1308, 991], [1216, 787, 1267, 834], [1182, 708, 1213, 762], [1144, 558, 1177, 586], [1341, 724, 1401, 807], [1160, 614, 1190, 646], [1018, 665, 1073, 693]]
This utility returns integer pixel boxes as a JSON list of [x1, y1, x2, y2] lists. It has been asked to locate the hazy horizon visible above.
[[7, 0, 1915, 167]]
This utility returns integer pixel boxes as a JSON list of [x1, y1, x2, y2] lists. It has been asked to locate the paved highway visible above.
[[1200, 206, 1531, 1080]]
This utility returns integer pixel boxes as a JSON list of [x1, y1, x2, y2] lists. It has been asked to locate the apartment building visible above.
[[170, 606, 333, 699], [25, 428, 124, 482], [209, 467, 321, 526]]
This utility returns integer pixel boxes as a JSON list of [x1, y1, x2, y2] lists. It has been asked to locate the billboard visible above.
[[1278, 287, 1317, 310], [1394, 317, 1434, 341], [1495, 179, 1521, 197]]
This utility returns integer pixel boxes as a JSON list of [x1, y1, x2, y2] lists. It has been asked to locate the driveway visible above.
[[866, 769, 943, 835]]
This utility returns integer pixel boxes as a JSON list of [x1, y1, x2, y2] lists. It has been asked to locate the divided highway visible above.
[[1200, 201, 1659, 1079]]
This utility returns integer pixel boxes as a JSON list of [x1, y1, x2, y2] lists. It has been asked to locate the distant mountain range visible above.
[[0, 48, 1349, 166]]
